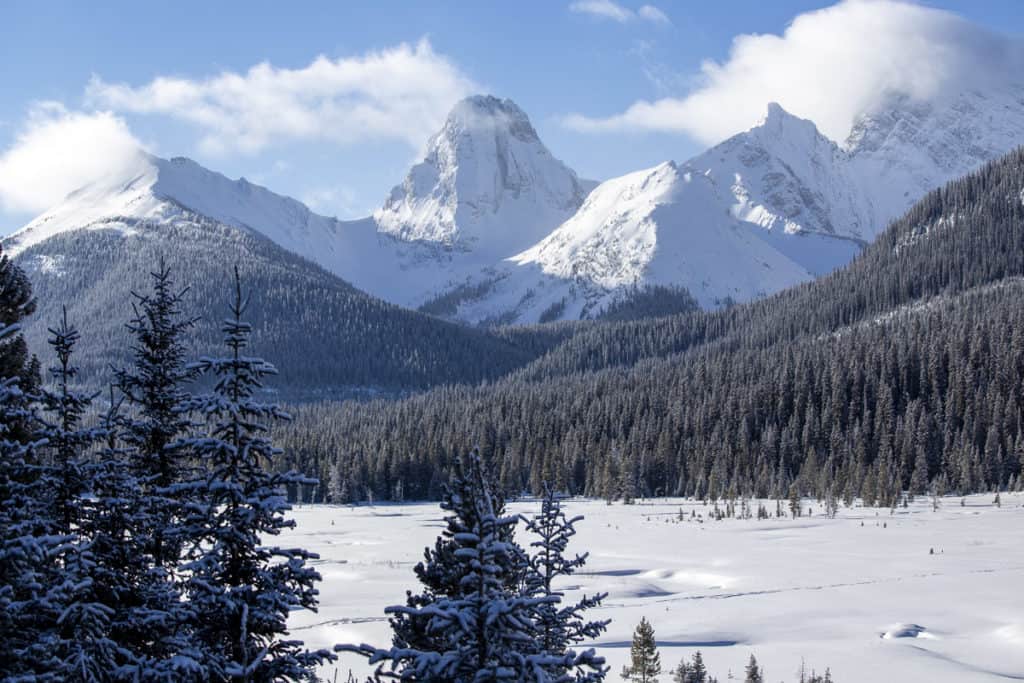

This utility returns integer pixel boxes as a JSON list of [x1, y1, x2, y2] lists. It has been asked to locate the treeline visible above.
[[13, 213, 561, 397], [275, 148, 1024, 504]]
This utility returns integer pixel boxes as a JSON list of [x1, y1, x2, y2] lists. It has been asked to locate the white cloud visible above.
[[86, 39, 477, 156], [0, 103, 145, 214], [571, 0, 632, 22], [637, 5, 670, 25], [563, 0, 1024, 145], [570, 1, 669, 25]]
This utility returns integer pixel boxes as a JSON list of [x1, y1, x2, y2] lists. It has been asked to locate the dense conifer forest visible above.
[[13, 213, 560, 396], [276, 148, 1024, 505]]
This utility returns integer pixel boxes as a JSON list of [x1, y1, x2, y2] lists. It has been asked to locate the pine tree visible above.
[[89, 390, 204, 679], [672, 651, 708, 683], [0, 246, 38, 385], [35, 309, 121, 679], [621, 617, 661, 683], [113, 261, 200, 567], [0, 318, 56, 678], [388, 448, 526, 657], [523, 482, 609, 681], [181, 269, 332, 680], [340, 453, 597, 681], [743, 654, 763, 683]]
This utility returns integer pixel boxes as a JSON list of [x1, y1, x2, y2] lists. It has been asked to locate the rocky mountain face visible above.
[[7, 89, 1023, 328], [375, 95, 593, 256], [445, 88, 1024, 322]]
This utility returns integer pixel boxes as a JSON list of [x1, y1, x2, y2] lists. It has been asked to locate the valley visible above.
[[288, 493, 1024, 682]]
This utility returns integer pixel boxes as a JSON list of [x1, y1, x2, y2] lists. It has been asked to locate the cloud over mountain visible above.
[[86, 39, 477, 155], [0, 104, 145, 214], [564, 0, 1024, 144]]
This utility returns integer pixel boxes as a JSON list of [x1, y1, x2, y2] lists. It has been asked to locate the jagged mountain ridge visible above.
[[376, 96, 594, 256], [449, 87, 1024, 321], [7, 88, 1024, 326]]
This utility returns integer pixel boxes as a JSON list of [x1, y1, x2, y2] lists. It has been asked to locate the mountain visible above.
[[844, 87, 1024, 239], [376, 95, 594, 256], [276, 145, 1024, 502], [433, 104, 871, 320], [9, 89, 1024, 333], [5, 162, 557, 397], [437, 88, 1024, 322], [4, 153, 434, 308]]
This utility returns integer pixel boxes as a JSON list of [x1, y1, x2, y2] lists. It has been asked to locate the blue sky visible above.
[[1, 0, 1021, 232]]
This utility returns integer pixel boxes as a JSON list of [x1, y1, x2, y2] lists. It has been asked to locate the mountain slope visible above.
[[277, 146, 1024, 502], [10, 90, 1024, 329], [845, 87, 1024, 238], [4, 153, 443, 308], [506, 158, 858, 311], [11, 212, 546, 398], [441, 89, 1024, 323]]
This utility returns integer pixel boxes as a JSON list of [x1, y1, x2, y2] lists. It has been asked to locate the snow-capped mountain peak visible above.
[[3, 153, 349, 260], [10, 89, 1024, 327], [844, 86, 1024, 236], [753, 102, 827, 148], [680, 101, 869, 247], [507, 157, 818, 312], [374, 94, 592, 257]]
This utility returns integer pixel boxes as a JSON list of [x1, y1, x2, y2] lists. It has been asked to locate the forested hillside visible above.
[[278, 148, 1024, 503], [12, 212, 556, 396]]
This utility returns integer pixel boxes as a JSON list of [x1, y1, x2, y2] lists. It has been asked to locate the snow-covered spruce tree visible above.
[[523, 482, 609, 681], [0, 320, 57, 678], [0, 250, 63, 678], [181, 269, 332, 681], [0, 246, 39, 386], [37, 309, 100, 534], [340, 452, 601, 681], [113, 261, 200, 567], [85, 389, 205, 680], [35, 309, 125, 679], [386, 448, 526, 658], [621, 617, 661, 683], [102, 262, 208, 677]]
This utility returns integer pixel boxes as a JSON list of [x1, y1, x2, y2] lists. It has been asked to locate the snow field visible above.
[[284, 492, 1024, 682]]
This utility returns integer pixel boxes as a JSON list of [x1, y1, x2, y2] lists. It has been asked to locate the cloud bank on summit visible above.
[[564, 0, 1024, 145]]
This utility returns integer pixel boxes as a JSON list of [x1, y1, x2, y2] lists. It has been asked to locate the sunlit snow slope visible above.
[[9, 88, 1024, 324]]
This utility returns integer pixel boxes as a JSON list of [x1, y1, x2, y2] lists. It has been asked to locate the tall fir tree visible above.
[[743, 654, 763, 683], [181, 269, 332, 680], [35, 309, 120, 679], [105, 262, 208, 676], [90, 389, 205, 679], [340, 452, 600, 681], [0, 246, 38, 386], [621, 617, 661, 683], [113, 261, 200, 567], [388, 449, 526, 657], [0, 320, 55, 677], [0, 253, 63, 678], [523, 482, 609, 681]]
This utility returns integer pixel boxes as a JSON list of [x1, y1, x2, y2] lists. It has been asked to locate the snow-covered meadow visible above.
[[284, 493, 1024, 682]]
